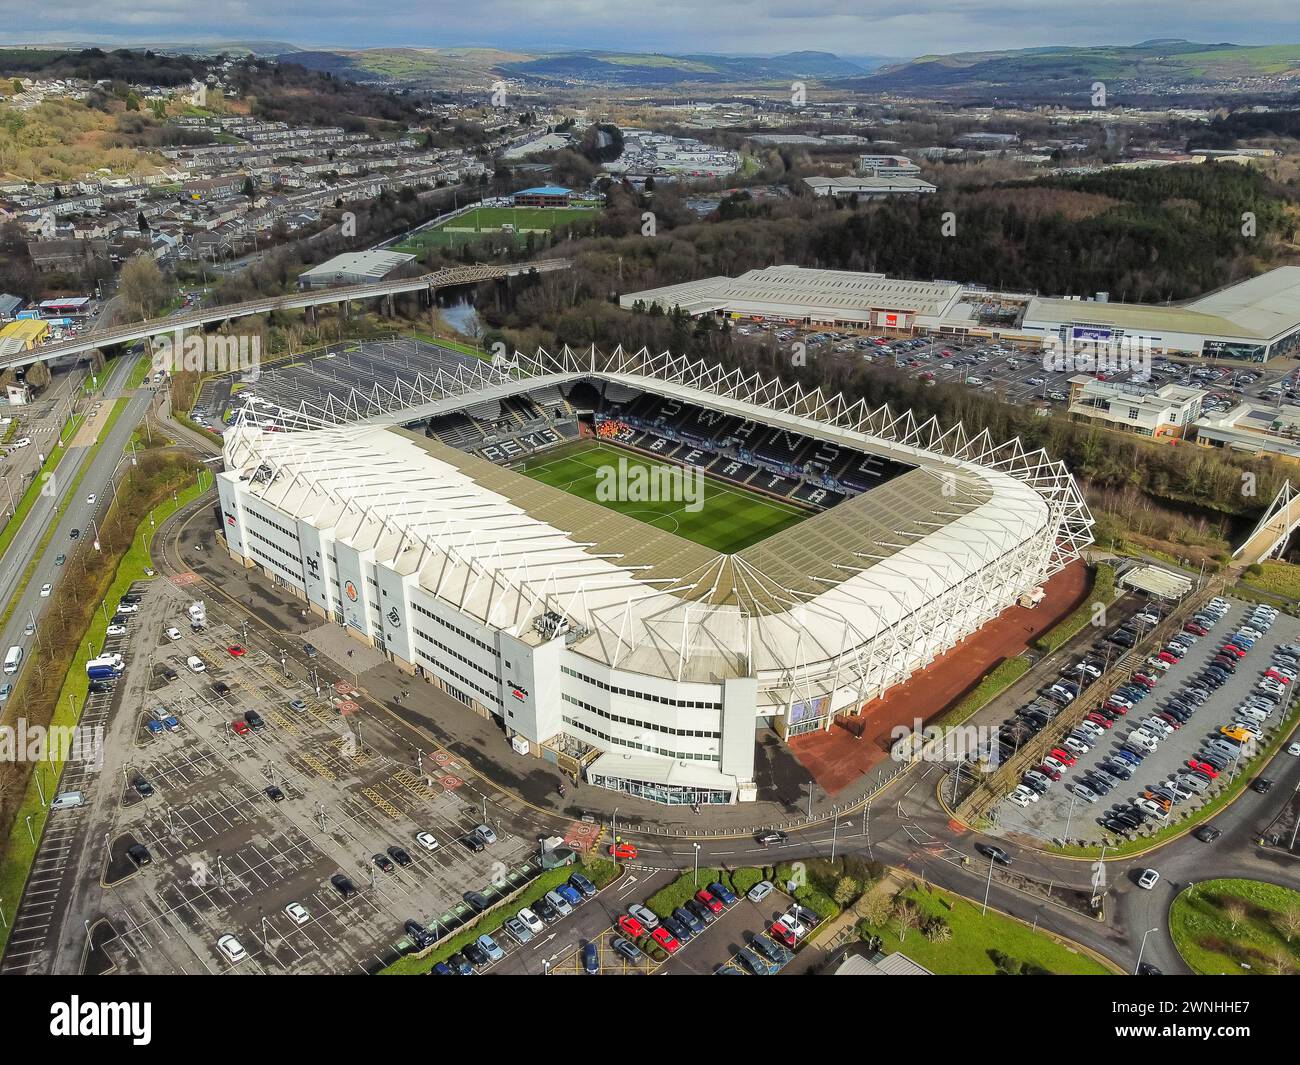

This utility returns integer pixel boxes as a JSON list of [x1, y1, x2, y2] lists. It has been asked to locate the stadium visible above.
[[215, 344, 1093, 805]]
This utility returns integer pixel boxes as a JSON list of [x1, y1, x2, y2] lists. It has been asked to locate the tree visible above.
[[25, 360, 51, 392], [1275, 906, 1300, 944], [241, 176, 255, 200], [1222, 900, 1248, 934], [832, 876, 861, 907], [119, 253, 168, 321], [892, 898, 920, 943]]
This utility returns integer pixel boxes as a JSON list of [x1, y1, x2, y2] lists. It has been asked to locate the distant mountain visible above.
[[11, 40, 302, 56], [840, 39, 1300, 96], [281, 47, 871, 87]]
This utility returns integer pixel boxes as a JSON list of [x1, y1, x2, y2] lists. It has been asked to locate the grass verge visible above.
[[1032, 563, 1116, 653], [0, 413, 87, 560], [1170, 878, 1300, 975]]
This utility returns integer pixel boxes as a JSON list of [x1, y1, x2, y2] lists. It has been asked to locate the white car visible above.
[[517, 908, 544, 935], [164, 627, 181, 641], [185, 655, 206, 673], [284, 902, 310, 925], [1287, 743, 1300, 757], [747, 880, 775, 903], [116, 602, 139, 614], [217, 934, 246, 962], [1137, 868, 1161, 890], [86, 494, 96, 505], [40, 583, 52, 597], [12, 437, 30, 448], [105, 623, 126, 636], [1011, 784, 1040, 803], [415, 831, 439, 852]]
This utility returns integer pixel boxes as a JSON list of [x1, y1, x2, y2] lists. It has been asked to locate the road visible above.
[[0, 356, 153, 682]]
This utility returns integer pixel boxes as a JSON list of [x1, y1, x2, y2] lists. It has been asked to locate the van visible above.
[[50, 791, 84, 810], [1129, 731, 1159, 751], [3, 646, 22, 675]]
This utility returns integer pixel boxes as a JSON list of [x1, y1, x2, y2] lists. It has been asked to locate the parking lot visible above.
[[736, 321, 1300, 414], [24, 576, 577, 975], [995, 597, 1300, 846]]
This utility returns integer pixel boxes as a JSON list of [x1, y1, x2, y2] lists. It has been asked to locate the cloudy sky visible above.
[[3, 0, 1300, 58]]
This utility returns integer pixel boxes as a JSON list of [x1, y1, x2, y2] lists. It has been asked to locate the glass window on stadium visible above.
[[1203, 339, 1267, 362], [588, 773, 732, 806], [785, 695, 833, 737]]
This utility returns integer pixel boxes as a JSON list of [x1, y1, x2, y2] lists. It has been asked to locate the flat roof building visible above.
[[621, 265, 971, 332], [1193, 401, 1300, 463], [804, 175, 936, 199], [512, 185, 571, 207], [1066, 376, 1205, 440], [1022, 266, 1300, 362], [297, 250, 418, 289]]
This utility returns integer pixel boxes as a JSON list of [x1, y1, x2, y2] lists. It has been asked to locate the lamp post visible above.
[[1134, 927, 1159, 975]]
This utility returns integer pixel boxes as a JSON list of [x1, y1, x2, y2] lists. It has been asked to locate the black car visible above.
[[1100, 817, 1132, 833], [1098, 760, 1132, 781], [1192, 825, 1222, 843], [265, 785, 285, 802], [1251, 778, 1275, 794], [569, 872, 597, 898], [462, 942, 489, 968], [302, 642, 318, 659], [447, 953, 473, 975], [387, 846, 412, 867], [660, 914, 691, 943], [89, 680, 115, 694], [463, 890, 491, 913], [126, 842, 152, 866], [1083, 774, 1114, 795], [69, 528, 80, 540], [532, 895, 558, 922], [975, 843, 1013, 865], [459, 834, 486, 853], [213, 681, 232, 697], [610, 937, 643, 963], [132, 776, 154, 798], [755, 829, 788, 847], [750, 934, 787, 966], [686, 898, 716, 925], [1138, 962, 1164, 975], [244, 709, 264, 730], [372, 853, 395, 874], [404, 919, 434, 950], [330, 873, 356, 898], [674, 906, 705, 935]]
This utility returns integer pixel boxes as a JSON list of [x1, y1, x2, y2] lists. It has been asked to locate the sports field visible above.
[[518, 442, 808, 553], [394, 204, 600, 252]]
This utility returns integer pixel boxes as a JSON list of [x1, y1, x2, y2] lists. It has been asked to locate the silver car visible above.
[[627, 903, 660, 930]]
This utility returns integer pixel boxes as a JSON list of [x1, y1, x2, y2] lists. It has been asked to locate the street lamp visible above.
[[692, 842, 701, 886], [1134, 927, 1159, 975]]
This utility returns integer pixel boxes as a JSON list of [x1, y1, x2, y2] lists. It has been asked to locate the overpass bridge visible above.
[[1234, 479, 1300, 566], [2, 258, 570, 371]]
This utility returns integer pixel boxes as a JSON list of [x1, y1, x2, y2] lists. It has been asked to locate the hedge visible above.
[[730, 867, 765, 897], [646, 868, 734, 919], [1032, 563, 1117, 654], [379, 859, 618, 974]]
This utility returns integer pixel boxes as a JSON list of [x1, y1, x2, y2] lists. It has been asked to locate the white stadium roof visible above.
[[224, 347, 1091, 686]]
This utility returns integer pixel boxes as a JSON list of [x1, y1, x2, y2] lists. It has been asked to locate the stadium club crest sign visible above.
[[387, 606, 401, 627], [345, 581, 358, 602]]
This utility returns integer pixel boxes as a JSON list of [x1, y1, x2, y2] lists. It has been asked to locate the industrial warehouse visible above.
[[215, 345, 1091, 805], [623, 263, 1300, 360]]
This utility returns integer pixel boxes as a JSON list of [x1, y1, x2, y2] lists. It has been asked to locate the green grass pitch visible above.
[[517, 442, 809, 553]]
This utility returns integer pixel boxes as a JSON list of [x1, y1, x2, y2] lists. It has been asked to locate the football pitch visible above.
[[394, 205, 600, 251], [518, 442, 809, 553]]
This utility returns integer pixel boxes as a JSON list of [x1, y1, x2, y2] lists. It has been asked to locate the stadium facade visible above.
[[216, 346, 1091, 804]]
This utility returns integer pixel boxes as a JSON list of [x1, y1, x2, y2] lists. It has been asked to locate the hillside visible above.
[[283, 46, 873, 87], [843, 39, 1300, 97]]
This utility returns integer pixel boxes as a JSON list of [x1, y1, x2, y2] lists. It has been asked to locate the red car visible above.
[[226, 645, 246, 657], [1103, 701, 1129, 715], [1084, 713, 1113, 730], [609, 841, 638, 860], [1131, 673, 1157, 689], [1220, 644, 1246, 658], [1265, 669, 1291, 685], [769, 922, 797, 948], [650, 926, 680, 953], [1157, 651, 1178, 665], [1049, 747, 1077, 766], [1034, 763, 1062, 782], [1184, 622, 1208, 636], [231, 720, 250, 736], [617, 914, 645, 939], [1155, 712, 1182, 730], [695, 889, 723, 914], [1186, 760, 1219, 779]]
